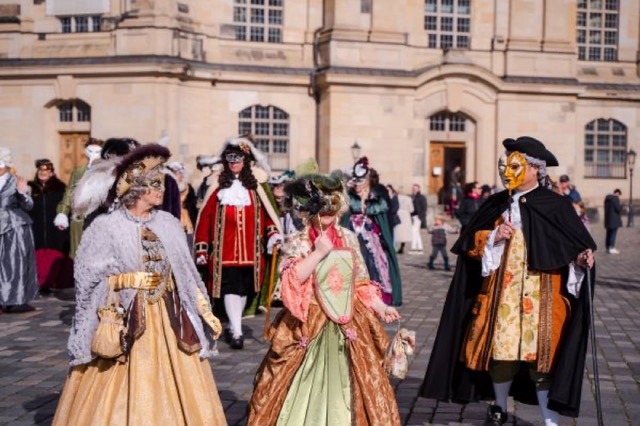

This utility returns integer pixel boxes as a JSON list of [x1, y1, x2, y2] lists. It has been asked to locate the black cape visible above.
[[419, 187, 597, 417]]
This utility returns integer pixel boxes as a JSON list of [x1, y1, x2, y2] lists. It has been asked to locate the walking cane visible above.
[[584, 264, 604, 426], [263, 246, 279, 340]]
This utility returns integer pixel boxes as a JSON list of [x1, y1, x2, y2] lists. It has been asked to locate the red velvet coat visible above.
[[195, 187, 277, 297]]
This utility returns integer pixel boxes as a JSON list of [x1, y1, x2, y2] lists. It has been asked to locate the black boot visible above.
[[428, 256, 435, 270], [486, 405, 508, 425], [444, 257, 451, 271], [397, 243, 405, 255]]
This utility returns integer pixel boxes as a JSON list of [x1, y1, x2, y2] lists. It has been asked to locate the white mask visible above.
[[85, 144, 102, 164]]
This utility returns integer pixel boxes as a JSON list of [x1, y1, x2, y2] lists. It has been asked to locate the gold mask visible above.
[[503, 152, 527, 190]]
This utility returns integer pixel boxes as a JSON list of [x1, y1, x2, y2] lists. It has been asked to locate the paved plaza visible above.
[[0, 224, 638, 425]]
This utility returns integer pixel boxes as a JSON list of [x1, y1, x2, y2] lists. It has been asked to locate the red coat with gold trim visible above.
[[195, 187, 278, 297]]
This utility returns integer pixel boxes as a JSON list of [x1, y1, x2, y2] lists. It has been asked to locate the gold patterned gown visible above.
[[52, 227, 226, 426]]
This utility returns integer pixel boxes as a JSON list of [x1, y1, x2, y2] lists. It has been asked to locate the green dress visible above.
[[56, 165, 87, 259]]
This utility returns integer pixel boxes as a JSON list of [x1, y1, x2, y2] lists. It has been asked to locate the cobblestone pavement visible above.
[[1, 224, 638, 425]]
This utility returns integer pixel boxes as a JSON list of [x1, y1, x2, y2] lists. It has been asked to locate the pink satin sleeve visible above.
[[355, 280, 382, 311], [280, 258, 314, 323]]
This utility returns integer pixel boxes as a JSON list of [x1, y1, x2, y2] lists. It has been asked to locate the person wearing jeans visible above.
[[604, 189, 622, 254]]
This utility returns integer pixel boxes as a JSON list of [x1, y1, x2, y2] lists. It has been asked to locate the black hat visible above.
[[101, 138, 140, 160], [502, 136, 559, 167]]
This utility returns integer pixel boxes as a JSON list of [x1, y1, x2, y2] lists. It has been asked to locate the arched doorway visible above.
[[426, 111, 476, 204]]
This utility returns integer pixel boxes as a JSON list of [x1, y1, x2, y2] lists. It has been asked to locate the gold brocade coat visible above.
[[460, 221, 571, 374]]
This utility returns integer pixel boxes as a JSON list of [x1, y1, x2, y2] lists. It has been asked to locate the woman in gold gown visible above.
[[53, 144, 227, 425], [247, 173, 401, 425]]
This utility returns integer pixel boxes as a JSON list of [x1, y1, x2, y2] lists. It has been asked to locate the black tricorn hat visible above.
[[502, 136, 559, 167]]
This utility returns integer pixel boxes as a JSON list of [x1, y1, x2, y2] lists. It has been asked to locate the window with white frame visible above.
[[58, 100, 91, 123], [424, 0, 471, 49], [429, 112, 467, 132], [238, 105, 289, 170], [584, 118, 627, 178], [577, 0, 618, 61], [233, 0, 283, 43], [59, 15, 102, 33]]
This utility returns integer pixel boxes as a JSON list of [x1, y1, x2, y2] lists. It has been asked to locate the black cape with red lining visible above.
[[419, 186, 597, 417]]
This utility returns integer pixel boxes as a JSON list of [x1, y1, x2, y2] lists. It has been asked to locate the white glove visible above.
[[267, 233, 284, 255], [54, 213, 69, 230], [196, 254, 207, 266]]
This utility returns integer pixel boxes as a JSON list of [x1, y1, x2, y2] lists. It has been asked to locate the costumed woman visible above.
[[340, 157, 402, 306], [194, 136, 282, 350], [54, 138, 103, 258], [167, 161, 198, 247], [247, 172, 401, 426], [0, 147, 38, 313], [28, 159, 72, 292], [52, 144, 227, 425], [420, 137, 596, 425]]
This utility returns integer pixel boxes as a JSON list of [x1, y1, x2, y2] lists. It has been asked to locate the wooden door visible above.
[[59, 132, 90, 183], [429, 143, 445, 196]]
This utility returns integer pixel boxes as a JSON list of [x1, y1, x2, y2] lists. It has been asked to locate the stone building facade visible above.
[[0, 0, 638, 205]]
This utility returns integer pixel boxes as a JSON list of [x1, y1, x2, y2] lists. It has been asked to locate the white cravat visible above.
[[480, 185, 585, 296], [217, 179, 251, 207]]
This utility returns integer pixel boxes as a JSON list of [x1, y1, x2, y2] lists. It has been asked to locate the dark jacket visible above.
[[455, 195, 480, 227], [28, 177, 69, 253], [412, 192, 427, 228], [603, 193, 622, 229]]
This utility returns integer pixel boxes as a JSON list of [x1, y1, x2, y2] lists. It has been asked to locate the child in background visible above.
[[428, 215, 458, 271]]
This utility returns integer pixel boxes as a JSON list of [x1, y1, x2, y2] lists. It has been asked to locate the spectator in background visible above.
[[0, 147, 38, 313], [166, 161, 198, 247], [411, 183, 427, 254], [480, 184, 492, 204], [392, 186, 413, 255], [28, 159, 72, 293], [604, 188, 623, 254], [455, 181, 481, 230], [574, 201, 591, 234], [558, 174, 581, 202], [54, 138, 103, 258], [427, 215, 457, 271]]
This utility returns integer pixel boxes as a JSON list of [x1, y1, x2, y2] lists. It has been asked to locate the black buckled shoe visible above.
[[486, 405, 508, 425], [230, 335, 244, 350]]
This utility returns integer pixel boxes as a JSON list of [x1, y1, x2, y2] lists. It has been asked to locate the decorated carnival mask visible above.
[[225, 152, 245, 164], [85, 144, 103, 165], [142, 172, 166, 192], [503, 151, 527, 190]]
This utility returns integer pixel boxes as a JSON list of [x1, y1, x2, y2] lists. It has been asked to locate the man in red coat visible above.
[[195, 137, 282, 349]]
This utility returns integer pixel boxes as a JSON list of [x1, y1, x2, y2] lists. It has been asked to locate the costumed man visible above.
[[420, 136, 596, 426], [340, 157, 402, 306], [194, 136, 282, 350], [54, 138, 103, 258]]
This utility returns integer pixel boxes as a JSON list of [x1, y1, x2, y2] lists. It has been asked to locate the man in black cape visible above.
[[420, 136, 596, 425]]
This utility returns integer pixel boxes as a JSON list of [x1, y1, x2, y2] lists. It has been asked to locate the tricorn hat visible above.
[[502, 136, 559, 167]]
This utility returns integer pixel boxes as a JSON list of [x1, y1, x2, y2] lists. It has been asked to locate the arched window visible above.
[[424, 0, 471, 49], [57, 100, 91, 122], [577, 0, 618, 61], [233, 0, 283, 43], [238, 105, 289, 170], [429, 111, 466, 132], [584, 118, 627, 178]]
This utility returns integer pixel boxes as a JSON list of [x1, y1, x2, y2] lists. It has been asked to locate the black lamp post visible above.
[[627, 149, 636, 228], [350, 141, 362, 162]]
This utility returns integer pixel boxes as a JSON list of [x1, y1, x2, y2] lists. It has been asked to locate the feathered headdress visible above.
[[196, 136, 270, 173], [71, 157, 120, 219], [268, 170, 295, 186], [113, 144, 171, 198], [283, 171, 346, 216]]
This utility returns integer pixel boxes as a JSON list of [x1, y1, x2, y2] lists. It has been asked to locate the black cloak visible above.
[[419, 186, 597, 417]]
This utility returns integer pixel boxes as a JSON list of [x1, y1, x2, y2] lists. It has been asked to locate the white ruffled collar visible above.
[[218, 179, 251, 207]]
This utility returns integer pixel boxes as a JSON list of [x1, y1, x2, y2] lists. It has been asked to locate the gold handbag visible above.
[[384, 325, 416, 380], [91, 285, 126, 359]]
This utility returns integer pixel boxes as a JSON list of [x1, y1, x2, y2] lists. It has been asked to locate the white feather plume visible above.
[[71, 157, 120, 218]]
